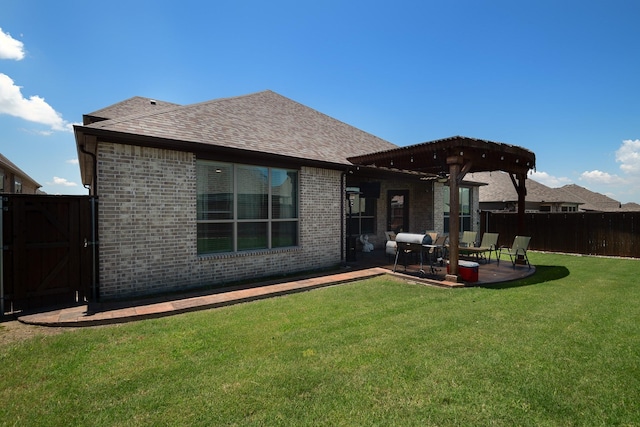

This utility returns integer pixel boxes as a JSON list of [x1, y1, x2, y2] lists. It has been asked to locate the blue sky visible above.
[[2, 0, 640, 202]]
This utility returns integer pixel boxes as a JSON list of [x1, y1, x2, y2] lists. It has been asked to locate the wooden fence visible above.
[[2, 194, 97, 314], [481, 211, 640, 258]]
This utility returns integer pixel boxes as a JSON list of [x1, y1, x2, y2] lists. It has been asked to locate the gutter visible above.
[[341, 171, 346, 262]]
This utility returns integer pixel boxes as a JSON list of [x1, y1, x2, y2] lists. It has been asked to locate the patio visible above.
[[347, 248, 536, 286]]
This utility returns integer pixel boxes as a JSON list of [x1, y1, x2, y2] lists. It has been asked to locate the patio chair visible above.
[[498, 235, 531, 269], [460, 231, 477, 248], [445, 231, 476, 255], [459, 232, 499, 263]]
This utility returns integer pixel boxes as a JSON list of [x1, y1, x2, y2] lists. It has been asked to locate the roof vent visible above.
[[149, 99, 157, 105]]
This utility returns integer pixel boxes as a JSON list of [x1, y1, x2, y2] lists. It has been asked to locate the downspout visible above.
[[341, 171, 346, 262], [88, 197, 98, 306], [79, 144, 99, 306]]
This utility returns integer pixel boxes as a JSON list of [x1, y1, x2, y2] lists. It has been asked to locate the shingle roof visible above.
[[80, 90, 397, 166], [466, 171, 582, 204], [560, 184, 622, 211], [621, 202, 640, 211], [83, 96, 181, 124]]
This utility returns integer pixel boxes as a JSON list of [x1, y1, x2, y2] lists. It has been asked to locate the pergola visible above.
[[348, 136, 536, 280]]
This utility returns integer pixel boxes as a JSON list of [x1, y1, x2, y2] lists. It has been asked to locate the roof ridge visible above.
[[88, 90, 276, 129]]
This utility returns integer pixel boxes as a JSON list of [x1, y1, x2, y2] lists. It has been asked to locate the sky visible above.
[[1, 0, 640, 202]]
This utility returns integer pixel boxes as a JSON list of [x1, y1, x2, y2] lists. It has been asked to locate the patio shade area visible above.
[[347, 136, 536, 279]]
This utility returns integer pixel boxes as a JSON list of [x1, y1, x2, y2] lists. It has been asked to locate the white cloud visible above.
[[615, 139, 640, 175], [528, 170, 571, 188], [0, 73, 74, 132], [0, 28, 25, 60], [48, 176, 78, 187], [579, 169, 626, 185], [66, 158, 79, 165]]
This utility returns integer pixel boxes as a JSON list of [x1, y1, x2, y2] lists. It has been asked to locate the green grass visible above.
[[2, 252, 640, 426]]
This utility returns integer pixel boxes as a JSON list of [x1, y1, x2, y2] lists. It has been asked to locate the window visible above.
[[0, 171, 4, 192], [197, 160, 298, 254], [444, 186, 471, 233], [348, 193, 376, 235], [14, 178, 22, 194]]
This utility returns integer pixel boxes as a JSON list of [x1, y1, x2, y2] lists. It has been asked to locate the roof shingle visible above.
[[81, 90, 397, 166]]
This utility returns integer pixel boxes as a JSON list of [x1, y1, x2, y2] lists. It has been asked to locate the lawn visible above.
[[1, 252, 640, 426]]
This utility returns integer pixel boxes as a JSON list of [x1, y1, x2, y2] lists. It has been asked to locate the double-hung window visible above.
[[196, 160, 299, 254]]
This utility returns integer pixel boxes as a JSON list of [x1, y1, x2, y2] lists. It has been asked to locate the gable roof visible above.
[[559, 184, 622, 211], [466, 171, 582, 204], [76, 90, 397, 168], [621, 202, 640, 211]]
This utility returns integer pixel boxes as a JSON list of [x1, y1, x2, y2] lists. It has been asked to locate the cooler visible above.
[[447, 260, 479, 282]]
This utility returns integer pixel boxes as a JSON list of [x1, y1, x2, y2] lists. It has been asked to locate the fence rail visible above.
[[481, 211, 640, 258]]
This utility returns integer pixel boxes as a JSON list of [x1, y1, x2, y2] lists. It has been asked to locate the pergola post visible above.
[[510, 172, 528, 235], [446, 156, 463, 280]]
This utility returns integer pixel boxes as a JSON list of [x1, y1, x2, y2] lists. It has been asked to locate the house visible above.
[[560, 184, 624, 212], [466, 171, 582, 212], [74, 90, 535, 300], [0, 152, 42, 194], [469, 171, 640, 213]]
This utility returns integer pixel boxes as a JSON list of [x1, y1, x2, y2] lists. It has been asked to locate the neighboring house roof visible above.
[[0, 152, 42, 190], [559, 184, 622, 211], [466, 171, 582, 205], [467, 172, 640, 212], [621, 202, 640, 211], [77, 90, 397, 167]]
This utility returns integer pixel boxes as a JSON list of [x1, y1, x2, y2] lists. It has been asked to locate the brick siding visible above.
[[97, 142, 342, 300]]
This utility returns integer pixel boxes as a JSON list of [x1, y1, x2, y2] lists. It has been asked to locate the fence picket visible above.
[[482, 211, 640, 258]]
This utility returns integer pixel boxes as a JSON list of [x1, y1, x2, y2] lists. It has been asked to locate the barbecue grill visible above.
[[393, 232, 440, 276]]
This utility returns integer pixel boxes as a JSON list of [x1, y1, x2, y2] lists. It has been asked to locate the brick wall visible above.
[[362, 179, 479, 249], [97, 142, 342, 300], [363, 178, 437, 248], [97, 143, 197, 299]]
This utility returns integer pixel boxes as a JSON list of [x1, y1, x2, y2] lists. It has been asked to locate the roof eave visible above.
[[74, 125, 357, 173]]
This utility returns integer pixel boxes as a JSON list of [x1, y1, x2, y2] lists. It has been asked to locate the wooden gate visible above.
[[1, 195, 97, 313]]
